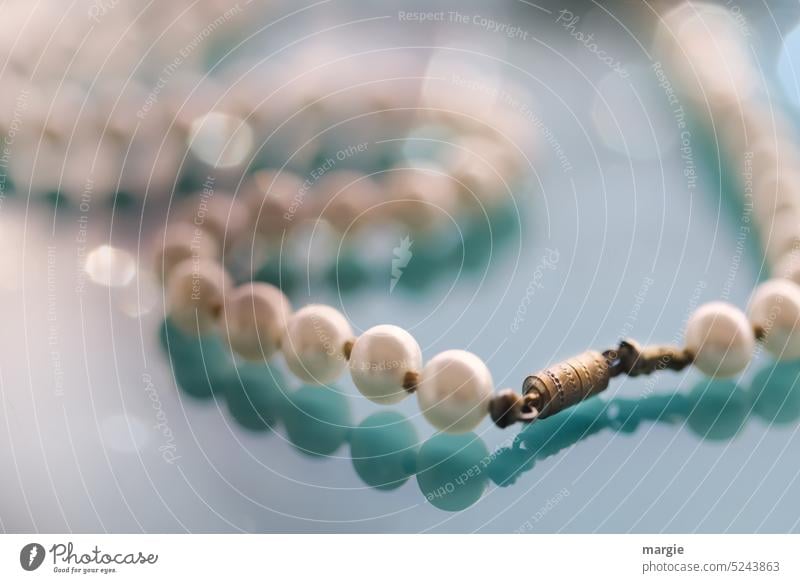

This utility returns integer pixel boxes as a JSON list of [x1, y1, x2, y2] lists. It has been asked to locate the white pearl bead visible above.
[[684, 301, 755, 377], [222, 283, 292, 361], [417, 350, 493, 433], [166, 258, 230, 335], [446, 135, 519, 209], [748, 279, 800, 360], [153, 223, 219, 281], [763, 210, 800, 263], [773, 252, 800, 286], [752, 171, 800, 227], [760, 208, 800, 264], [282, 304, 353, 384], [349, 325, 422, 404]]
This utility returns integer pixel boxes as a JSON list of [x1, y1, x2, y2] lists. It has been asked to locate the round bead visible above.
[[177, 192, 249, 250], [349, 324, 422, 404], [684, 301, 755, 377], [224, 364, 285, 431], [242, 170, 304, 239], [686, 378, 749, 440], [752, 170, 800, 226], [417, 349, 493, 433], [311, 170, 380, 232], [446, 135, 516, 209], [222, 283, 292, 361], [160, 318, 232, 399], [165, 258, 231, 335], [384, 167, 459, 231], [153, 223, 219, 281], [748, 279, 800, 360], [760, 207, 800, 264], [350, 411, 419, 490], [283, 385, 351, 457], [773, 252, 800, 286], [282, 304, 353, 384], [415, 433, 489, 511]]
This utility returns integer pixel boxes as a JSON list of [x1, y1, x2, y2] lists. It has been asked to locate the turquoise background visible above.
[[2, 1, 800, 532]]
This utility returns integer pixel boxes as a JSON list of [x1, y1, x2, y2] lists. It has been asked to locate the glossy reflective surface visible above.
[[3, 1, 800, 533]]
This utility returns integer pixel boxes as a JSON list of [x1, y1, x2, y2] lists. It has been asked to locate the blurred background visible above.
[[3, 0, 800, 532]]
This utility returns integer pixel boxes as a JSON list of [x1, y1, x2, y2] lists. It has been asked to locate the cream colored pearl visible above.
[[349, 325, 422, 404], [384, 168, 458, 231], [752, 170, 800, 256], [177, 192, 249, 249], [222, 283, 292, 361], [282, 304, 353, 384], [773, 252, 800, 286], [748, 279, 800, 360], [684, 301, 754, 377], [153, 223, 219, 281], [417, 350, 493, 433], [165, 258, 230, 335], [446, 138, 510, 210], [242, 170, 304, 238], [762, 209, 800, 264], [311, 170, 380, 232]]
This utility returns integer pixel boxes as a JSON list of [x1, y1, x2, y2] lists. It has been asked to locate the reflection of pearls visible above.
[[155, 75, 529, 431], [149, 3, 800, 438], [350, 411, 418, 490]]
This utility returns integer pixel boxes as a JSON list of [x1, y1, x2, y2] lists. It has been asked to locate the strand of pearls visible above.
[[163, 312, 800, 511], [655, 3, 800, 376], [0, 0, 277, 202], [157, 152, 523, 433], [154, 56, 534, 434], [4, 23, 534, 207], [159, 2, 800, 435]]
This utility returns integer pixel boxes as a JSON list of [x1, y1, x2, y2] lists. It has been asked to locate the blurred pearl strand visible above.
[[1, 2, 536, 209], [155, 89, 531, 433], [156, 2, 800, 435], [656, 2, 800, 367], [0, 0, 284, 202]]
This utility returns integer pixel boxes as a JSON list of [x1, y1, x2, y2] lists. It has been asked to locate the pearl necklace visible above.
[[156, 153, 529, 434], [156, 139, 800, 436], [161, 314, 800, 511], [156, 5, 800, 435]]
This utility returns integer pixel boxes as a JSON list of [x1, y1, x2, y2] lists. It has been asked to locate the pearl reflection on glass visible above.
[[416, 433, 489, 511]]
